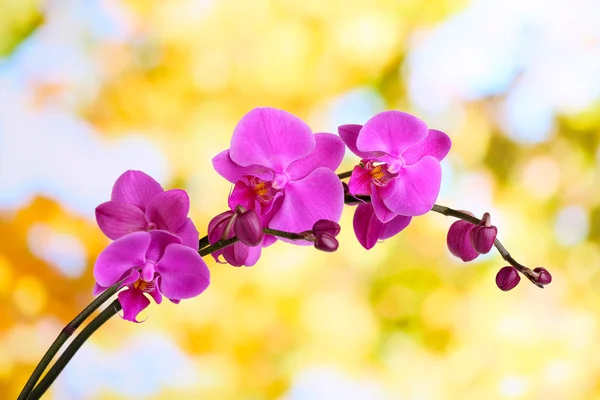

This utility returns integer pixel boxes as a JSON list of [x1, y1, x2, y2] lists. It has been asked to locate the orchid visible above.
[[93, 231, 210, 322], [213, 107, 345, 241], [95, 170, 199, 249], [20, 106, 552, 400], [340, 111, 451, 223]]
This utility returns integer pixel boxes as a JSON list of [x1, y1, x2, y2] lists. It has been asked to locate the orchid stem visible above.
[[26, 299, 123, 400], [17, 278, 126, 400], [263, 228, 306, 241], [337, 171, 352, 179], [199, 228, 312, 258], [198, 235, 210, 251], [430, 204, 542, 288]]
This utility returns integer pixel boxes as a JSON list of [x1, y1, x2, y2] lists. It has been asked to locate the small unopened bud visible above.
[[313, 219, 341, 237], [314, 234, 339, 252], [496, 266, 520, 291], [234, 210, 263, 247], [533, 267, 552, 285], [447, 220, 479, 262], [470, 225, 497, 254]]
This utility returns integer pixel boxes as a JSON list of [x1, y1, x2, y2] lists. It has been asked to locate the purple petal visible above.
[[401, 129, 452, 165], [228, 180, 258, 212], [353, 203, 384, 250], [212, 150, 273, 183], [286, 133, 345, 181], [94, 232, 150, 287], [347, 165, 372, 196], [208, 211, 235, 244], [111, 170, 164, 211], [380, 214, 412, 240], [357, 111, 429, 158], [145, 189, 190, 233], [222, 241, 250, 267], [145, 230, 181, 263], [175, 218, 200, 250], [370, 183, 398, 223], [338, 125, 385, 159], [156, 244, 210, 300], [147, 285, 163, 304], [382, 156, 442, 216], [447, 221, 479, 262], [95, 201, 148, 240], [229, 107, 315, 172], [244, 245, 262, 266], [118, 288, 151, 323], [93, 269, 140, 296], [269, 168, 344, 242], [470, 225, 497, 254], [234, 210, 264, 247]]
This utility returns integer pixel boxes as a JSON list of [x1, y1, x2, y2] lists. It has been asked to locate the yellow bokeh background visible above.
[[1, 0, 600, 399]]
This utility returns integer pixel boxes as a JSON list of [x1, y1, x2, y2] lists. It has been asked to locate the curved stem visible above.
[[430, 204, 542, 288], [263, 228, 306, 241], [27, 299, 122, 400], [17, 278, 126, 400]]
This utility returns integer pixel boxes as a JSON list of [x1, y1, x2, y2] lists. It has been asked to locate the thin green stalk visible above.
[[27, 300, 123, 400], [17, 278, 126, 400]]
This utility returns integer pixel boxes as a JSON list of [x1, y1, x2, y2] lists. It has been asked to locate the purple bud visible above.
[[313, 219, 341, 238], [222, 242, 250, 267], [496, 266, 521, 291], [314, 233, 339, 252], [447, 220, 479, 262], [533, 267, 552, 285], [234, 210, 263, 247], [470, 225, 497, 254]]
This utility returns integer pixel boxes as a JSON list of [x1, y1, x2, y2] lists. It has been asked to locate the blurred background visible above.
[[1, 0, 599, 398]]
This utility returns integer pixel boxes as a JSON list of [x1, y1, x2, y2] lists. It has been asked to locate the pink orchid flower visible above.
[[340, 111, 452, 222], [95, 170, 199, 249], [93, 231, 210, 322], [353, 203, 412, 250], [213, 107, 345, 240]]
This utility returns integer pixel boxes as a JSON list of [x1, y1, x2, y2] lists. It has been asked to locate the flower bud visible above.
[[470, 225, 497, 254], [533, 267, 552, 285], [447, 220, 479, 262], [313, 219, 341, 238], [234, 209, 263, 247], [496, 266, 520, 291], [314, 234, 339, 252]]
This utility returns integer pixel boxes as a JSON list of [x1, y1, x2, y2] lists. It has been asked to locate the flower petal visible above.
[[95, 201, 148, 240], [269, 168, 344, 242], [370, 183, 398, 223], [382, 156, 442, 216], [380, 214, 412, 240], [347, 165, 372, 196], [212, 150, 273, 183], [145, 189, 190, 232], [229, 107, 315, 172], [93, 269, 140, 295], [353, 203, 384, 250], [286, 133, 345, 181], [156, 244, 210, 300], [118, 289, 151, 323], [146, 230, 182, 263], [175, 218, 200, 250], [111, 170, 164, 211], [338, 124, 383, 159], [401, 129, 452, 165], [94, 232, 150, 287], [356, 111, 429, 158]]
